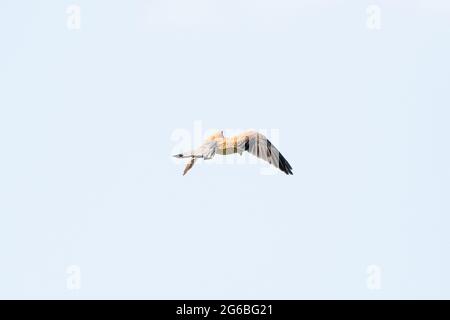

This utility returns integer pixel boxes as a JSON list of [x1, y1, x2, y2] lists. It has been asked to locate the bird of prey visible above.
[[173, 130, 293, 176]]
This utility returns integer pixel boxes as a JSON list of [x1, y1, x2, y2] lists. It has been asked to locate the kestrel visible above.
[[173, 131, 293, 176]]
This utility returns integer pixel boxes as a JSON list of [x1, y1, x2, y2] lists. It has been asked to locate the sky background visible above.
[[0, 0, 449, 299]]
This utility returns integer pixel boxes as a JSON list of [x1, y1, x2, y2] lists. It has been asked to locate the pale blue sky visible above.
[[0, 0, 449, 299]]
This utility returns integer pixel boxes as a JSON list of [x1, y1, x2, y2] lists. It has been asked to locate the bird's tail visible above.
[[173, 152, 203, 158], [173, 152, 192, 158], [173, 151, 202, 175]]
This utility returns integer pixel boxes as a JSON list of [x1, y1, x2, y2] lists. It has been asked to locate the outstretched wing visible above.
[[237, 131, 293, 175]]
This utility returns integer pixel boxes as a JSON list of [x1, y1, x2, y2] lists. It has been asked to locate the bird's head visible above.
[[206, 130, 224, 142]]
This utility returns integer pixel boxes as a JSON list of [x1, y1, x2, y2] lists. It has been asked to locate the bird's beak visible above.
[[173, 154, 183, 158]]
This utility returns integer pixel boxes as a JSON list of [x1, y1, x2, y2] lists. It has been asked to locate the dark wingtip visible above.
[[278, 153, 293, 175]]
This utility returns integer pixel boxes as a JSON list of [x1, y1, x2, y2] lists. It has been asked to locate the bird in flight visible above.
[[173, 130, 293, 176]]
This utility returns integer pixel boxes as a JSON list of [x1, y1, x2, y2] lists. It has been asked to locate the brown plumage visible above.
[[174, 130, 293, 176]]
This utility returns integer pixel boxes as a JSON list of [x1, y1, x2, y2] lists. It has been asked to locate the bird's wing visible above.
[[196, 141, 217, 159], [237, 131, 293, 175], [181, 141, 216, 176], [183, 158, 196, 176]]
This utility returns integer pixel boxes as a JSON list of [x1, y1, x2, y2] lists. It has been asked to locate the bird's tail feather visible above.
[[173, 152, 203, 159]]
